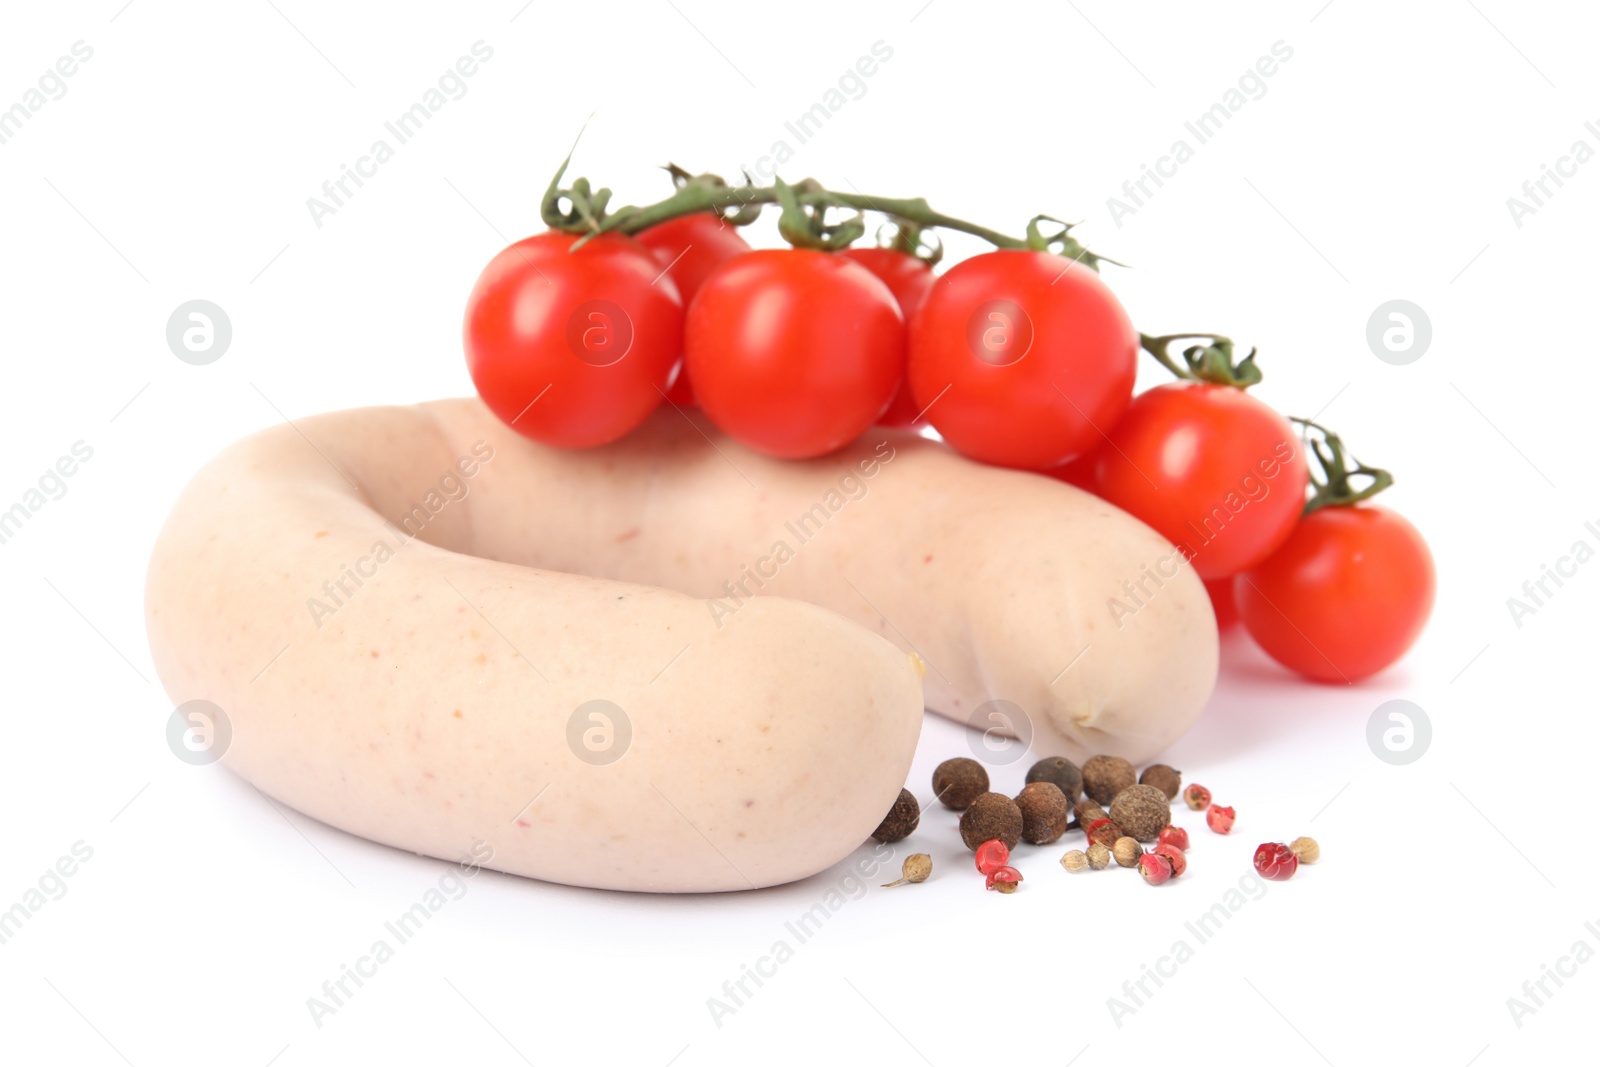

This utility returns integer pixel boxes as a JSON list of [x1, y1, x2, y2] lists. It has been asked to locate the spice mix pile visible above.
[[871, 755, 1320, 892]]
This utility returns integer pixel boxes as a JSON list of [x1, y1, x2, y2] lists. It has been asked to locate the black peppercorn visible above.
[[958, 792, 1023, 850], [1139, 764, 1182, 801], [1014, 782, 1068, 845], [871, 788, 921, 844], [1109, 784, 1172, 842], [1025, 756, 1083, 803], [1082, 755, 1137, 806], [932, 757, 989, 811], [1073, 799, 1108, 827]]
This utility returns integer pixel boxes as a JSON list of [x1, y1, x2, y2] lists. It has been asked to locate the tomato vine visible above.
[[536, 152, 1404, 511], [540, 156, 1119, 270], [1291, 418, 1394, 513], [1138, 332, 1263, 389]]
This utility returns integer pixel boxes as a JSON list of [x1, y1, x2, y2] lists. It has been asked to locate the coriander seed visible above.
[[881, 853, 932, 888], [1060, 849, 1090, 873], [1086, 842, 1112, 870], [1290, 836, 1320, 864], [1113, 837, 1142, 868]]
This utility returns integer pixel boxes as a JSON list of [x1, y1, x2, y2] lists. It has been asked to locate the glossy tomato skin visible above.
[[840, 247, 936, 428], [1087, 382, 1309, 580], [685, 249, 904, 459], [907, 251, 1137, 469], [636, 214, 753, 406], [1046, 455, 1098, 492], [1235, 505, 1435, 683], [1204, 578, 1239, 629], [464, 231, 682, 448]]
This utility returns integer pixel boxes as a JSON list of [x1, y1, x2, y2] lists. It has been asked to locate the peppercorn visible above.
[[1086, 842, 1112, 870], [1153, 843, 1187, 877], [1113, 837, 1142, 868], [871, 788, 921, 844], [1157, 825, 1190, 851], [974, 839, 1010, 876], [1253, 842, 1297, 880], [1014, 782, 1069, 845], [985, 866, 1023, 892], [1139, 764, 1182, 801], [1073, 799, 1109, 827], [1060, 849, 1090, 873], [932, 757, 989, 811], [1183, 783, 1212, 811], [1082, 755, 1137, 806], [1109, 784, 1172, 842], [881, 854, 932, 888], [1206, 804, 1236, 834], [1290, 836, 1320, 864], [1025, 756, 1083, 803], [1085, 817, 1122, 848], [959, 792, 1023, 850], [1139, 852, 1173, 885]]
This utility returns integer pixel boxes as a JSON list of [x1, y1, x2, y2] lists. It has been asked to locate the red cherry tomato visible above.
[[464, 231, 682, 448], [907, 251, 1137, 469], [839, 247, 936, 428], [1086, 382, 1309, 580], [685, 249, 904, 459], [1046, 455, 1098, 492], [1204, 578, 1239, 629], [635, 213, 753, 406], [1235, 505, 1434, 683]]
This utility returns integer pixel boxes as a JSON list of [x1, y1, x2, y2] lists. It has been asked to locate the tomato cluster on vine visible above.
[[462, 159, 1434, 684]]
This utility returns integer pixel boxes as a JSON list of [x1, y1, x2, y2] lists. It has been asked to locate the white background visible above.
[[1, 1, 1595, 1063]]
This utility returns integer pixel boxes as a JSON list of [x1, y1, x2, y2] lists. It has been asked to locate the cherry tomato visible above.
[[1235, 505, 1434, 683], [635, 213, 753, 406], [685, 249, 904, 459], [839, 247, 936, 428], [464, 231, 682, 448], [1204, 578, 1239, 629], [1046, 455, 1098, 492], [907, 251, 1137, 469], [1086, 382, 1308, 579]]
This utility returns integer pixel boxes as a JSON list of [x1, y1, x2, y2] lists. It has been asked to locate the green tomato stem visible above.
[[1139, 333, 1263, 388], [542, 156, 1112, 268], [1292, 417, 1394, 513]]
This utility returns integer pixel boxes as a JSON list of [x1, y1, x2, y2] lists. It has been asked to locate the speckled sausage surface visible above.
[[145, 397, 1215, 891], [426, 398, 1217, 759]]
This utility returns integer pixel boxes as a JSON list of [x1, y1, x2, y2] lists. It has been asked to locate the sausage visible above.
[[435, 397, 1217, 760], [145, 398, 1216, 892]]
